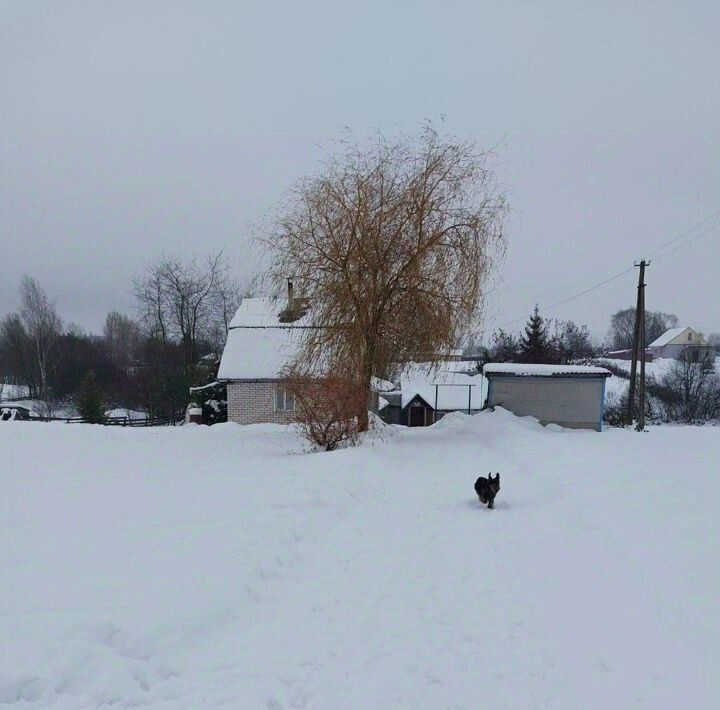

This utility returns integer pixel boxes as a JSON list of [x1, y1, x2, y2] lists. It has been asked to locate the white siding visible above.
[[488, 377, 605, 431]]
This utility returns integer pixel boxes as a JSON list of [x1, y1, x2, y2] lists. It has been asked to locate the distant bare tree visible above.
[[0, 313, 33, 392], [263, 127, 507, 430], [19, 275, 63, 402], [489, 328, 520, 362], [103, 311, 141, 377], [646, 311, 680, 345], [608, 308, 636, 350], [608, 308, 679, 350], [134, 252, 240, 388], [551, 320, 594, 363], [659, 349, 720, 423]]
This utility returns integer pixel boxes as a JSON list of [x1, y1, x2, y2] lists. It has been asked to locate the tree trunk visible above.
[[357, 355, 374, 432]]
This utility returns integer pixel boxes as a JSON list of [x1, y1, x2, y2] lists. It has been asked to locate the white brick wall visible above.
[[227, 380, 297, 425]]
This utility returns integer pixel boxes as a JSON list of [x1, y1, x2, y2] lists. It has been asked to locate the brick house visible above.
[[217, 293, 311, 425], [218, 288, 384, 425]]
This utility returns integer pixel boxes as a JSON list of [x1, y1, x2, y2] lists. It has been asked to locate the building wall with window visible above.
[[652, 343, 716, 363], [226, 380, 296, 425], [648, 327, 716, 363], [226, 379, 381, 426]]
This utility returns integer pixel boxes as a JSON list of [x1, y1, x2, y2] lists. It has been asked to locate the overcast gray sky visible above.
[[2, 0, 719, 341]]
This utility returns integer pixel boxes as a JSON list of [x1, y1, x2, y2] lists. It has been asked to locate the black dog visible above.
[[475, 473, 500, 509]]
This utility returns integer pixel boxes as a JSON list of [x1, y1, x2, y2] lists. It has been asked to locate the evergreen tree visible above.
[[78, 370, 104, 423], [519, 305, 550, 363]]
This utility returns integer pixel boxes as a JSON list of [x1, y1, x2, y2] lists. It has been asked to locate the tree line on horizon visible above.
[[0, 255, 243, 418], [1, 267, 716, 421], [468, 304, 713, 366]]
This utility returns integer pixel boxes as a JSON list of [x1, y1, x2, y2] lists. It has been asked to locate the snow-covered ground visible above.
[[600, 356, 720, 401], [0, 398, 77, 418], [104, 408, 148, 420], [601, 355, 720, 378], [0, 384, 29, 402], [1, 413, 718, 708]]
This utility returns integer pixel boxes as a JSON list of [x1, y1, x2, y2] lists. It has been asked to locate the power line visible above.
[[647, 208, 720, 257], [650, 219, 720, 262], [493, 207, 720, 330], [495, 267, 635, 328]]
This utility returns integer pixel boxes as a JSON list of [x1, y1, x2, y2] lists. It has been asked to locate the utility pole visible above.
[[638, 270, 647, 430], [627, 260, 649, 426]]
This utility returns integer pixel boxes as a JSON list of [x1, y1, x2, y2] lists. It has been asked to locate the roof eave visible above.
[[484, 372, 611, 379]]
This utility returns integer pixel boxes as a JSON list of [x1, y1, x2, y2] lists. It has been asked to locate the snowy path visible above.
[[1, 413, 718, 708]]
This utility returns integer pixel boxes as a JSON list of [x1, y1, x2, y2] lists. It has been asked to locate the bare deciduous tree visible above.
[[551, 320, 595, 363], [103, 311, 141, 378], [19, 275, 63, 402], [0, 313, 33, 392], [134, 252, 240, 388], [659, 349, 720, 423], [263, 127, 507, 430], [489, 328, 520, 362], [284, 372, 367, 451], [608, 308, 679, 350]]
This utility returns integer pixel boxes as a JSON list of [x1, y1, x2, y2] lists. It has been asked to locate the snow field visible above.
[[1, 411, 718, 708]]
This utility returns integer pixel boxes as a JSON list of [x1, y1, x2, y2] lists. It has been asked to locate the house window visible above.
[[274, 387, 295, 412], [688, 333, 692, 342]]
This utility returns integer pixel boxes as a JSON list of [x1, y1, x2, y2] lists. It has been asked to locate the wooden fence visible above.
[[24, 412, 185, 427]]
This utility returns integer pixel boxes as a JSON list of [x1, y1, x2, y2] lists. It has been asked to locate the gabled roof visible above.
[[218, 298, 309, 380], [228, 297, 309, 329], [648, 327, 704, 348], [648, 327, 688, 347]]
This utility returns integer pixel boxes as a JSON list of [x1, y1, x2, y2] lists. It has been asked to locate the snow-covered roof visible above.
[[372, 376, 397, 393], [228, 297, 309, 328], [218, 298, 310, 380], [483, 363, 611, 377], [648, 327, 691, 347], [398, 364, 482, 410]]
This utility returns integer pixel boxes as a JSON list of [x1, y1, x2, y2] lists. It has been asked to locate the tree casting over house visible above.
[[262, 126, 508, 430]]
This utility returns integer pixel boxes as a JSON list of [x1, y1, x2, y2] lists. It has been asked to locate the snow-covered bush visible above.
[[602, 357, 720, 426], [655, 357, 720, 423], [193, 381, 227, 425]]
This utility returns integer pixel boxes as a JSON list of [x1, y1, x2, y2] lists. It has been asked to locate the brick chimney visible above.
[[278, 277, 309, 323]]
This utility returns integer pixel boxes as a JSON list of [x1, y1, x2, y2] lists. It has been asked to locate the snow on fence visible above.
[[21, 412, 185, 427]]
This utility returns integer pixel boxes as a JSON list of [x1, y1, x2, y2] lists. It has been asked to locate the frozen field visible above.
[[1, 412, 718, 709]]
